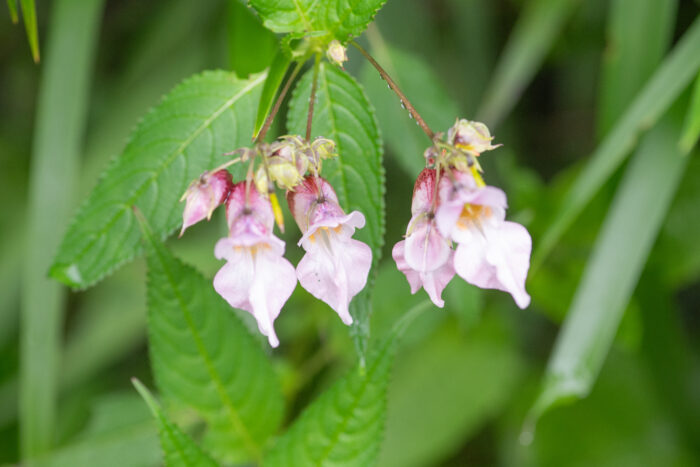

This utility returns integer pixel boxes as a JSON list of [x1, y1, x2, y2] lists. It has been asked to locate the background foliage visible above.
[[1, 0, 699, 465]]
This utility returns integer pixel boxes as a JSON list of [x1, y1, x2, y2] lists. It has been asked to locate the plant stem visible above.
[[351, 40, 435, 140], [306, 54, 321, 141], [256, 60, 304, 143]]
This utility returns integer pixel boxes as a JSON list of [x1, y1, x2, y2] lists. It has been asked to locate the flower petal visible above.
[[297, 232, 372, 325], [453, 221, 531, 309], [404, 218, 452, 273], [393, 239, 454, 307]]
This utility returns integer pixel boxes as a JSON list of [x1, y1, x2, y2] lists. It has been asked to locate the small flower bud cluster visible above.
[[394, 119, 532, 309], [179, 135, 369, 347]]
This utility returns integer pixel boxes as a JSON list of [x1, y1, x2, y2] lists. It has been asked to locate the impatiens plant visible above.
[[47, 1, 533, 465]]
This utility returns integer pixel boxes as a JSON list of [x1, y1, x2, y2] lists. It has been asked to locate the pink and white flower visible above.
[[287, 176, 372, 325], [392, 169, 455, 307], [213, 182, 296, 347], [179, 170, 232, 236], [437, 169, 531, 309]]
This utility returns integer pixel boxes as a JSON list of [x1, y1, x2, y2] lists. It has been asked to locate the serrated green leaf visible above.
[[318, 0, 387, 41], [141, 219, 284, 464], [50, 71, 265, 289], [7, 0, 18, 23], [265, 304, 425, 466], [254, 49, 292, 138], [133, 380, 218, 467], [248, 0, 317, 33], [527, 102, 691, 426], [287, 62, 385, 353], [248, 0, 385, 40], [19, 0, 39, 62], [535, 16, 700, 267]]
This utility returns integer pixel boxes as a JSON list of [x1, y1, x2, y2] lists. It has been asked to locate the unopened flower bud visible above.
[[179, 170, 232, 236], [327, 40, 348, 67], [268, 158, 304, 190], [448, 119, 501, 154], [254, 166, 269, 196]]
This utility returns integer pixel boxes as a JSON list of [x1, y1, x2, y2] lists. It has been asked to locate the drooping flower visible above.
[[392, 169, 455, 307], [213, 182, 297, 347], [447, 119, 501, 154], [179, 170, 232, 236], [437, 169, 531, 309], [287, 176, 372, 325]]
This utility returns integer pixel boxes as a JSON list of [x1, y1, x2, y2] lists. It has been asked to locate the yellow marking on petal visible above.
[[270, 192, 285, 233], [471, 166, 486, 187]]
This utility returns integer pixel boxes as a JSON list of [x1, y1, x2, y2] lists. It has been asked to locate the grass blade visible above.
[[19, 0, 104, 457], [679, 72, 700, 154], [19, 0, 39, 62], [477, 0, 579, 126], [7, 0, 18, 22], [526, 101, 692, 430], [535, 16, 700, 268], [596, 0, 677, 136]]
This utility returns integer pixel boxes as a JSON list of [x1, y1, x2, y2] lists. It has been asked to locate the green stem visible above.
[[256, 60, 304, 143], [306, 54, 321, 141], [351, 40, 435, 140]]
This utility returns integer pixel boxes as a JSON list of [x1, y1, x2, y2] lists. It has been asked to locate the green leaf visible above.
[[535, 16, 700, 267], [360, 42, 458, 175], [19, 0, 39, 62], [228, 0, 277, 77], [478, 0, 579, 126], [379, 316, 522, 467], [526, 102, 691, 426], [248, 0, 317, 34], [679, 72, 700, 154], [133, 379, 218, 467], [20, 0, 104, 457], [50, 71, 265, 289], [248, 0, 386, 40], [318, 0, 387, 41], [287, 62, 385, 353], [264, 304, 425, 466], [142, 219, 283, 464], [596, 0, 677, 137], [7, 0, 18, 23], [33, 393, 160, 467], [254, 49, 292, 138]]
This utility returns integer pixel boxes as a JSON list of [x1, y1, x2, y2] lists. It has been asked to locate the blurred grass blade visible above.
[[535, 16, 700, 268], [526, 102, 691, 431], [253, 49, 291, 138], [20, 0, 40, 62], [133, 380, 219, 467], [477, 0, 579, 126], [7, 0, 18, 22], [680, 72, 700, 154], [596, 0, 677, 137], [20, 0, 104, 458]]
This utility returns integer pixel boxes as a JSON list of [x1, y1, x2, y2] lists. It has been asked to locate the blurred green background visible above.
[[1, 0, 699, 465]]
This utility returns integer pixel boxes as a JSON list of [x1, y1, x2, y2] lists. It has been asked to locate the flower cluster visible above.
[[393, 119, 532, 309], [179, 136, 371, 347]]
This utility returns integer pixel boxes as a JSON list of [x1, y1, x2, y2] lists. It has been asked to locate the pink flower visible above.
[[287, 176, 372, 325], [180, 170, 233, 236], [437, 169, 531, 309], [213, 182, 296, 347], [392, 169, 455, 307]]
